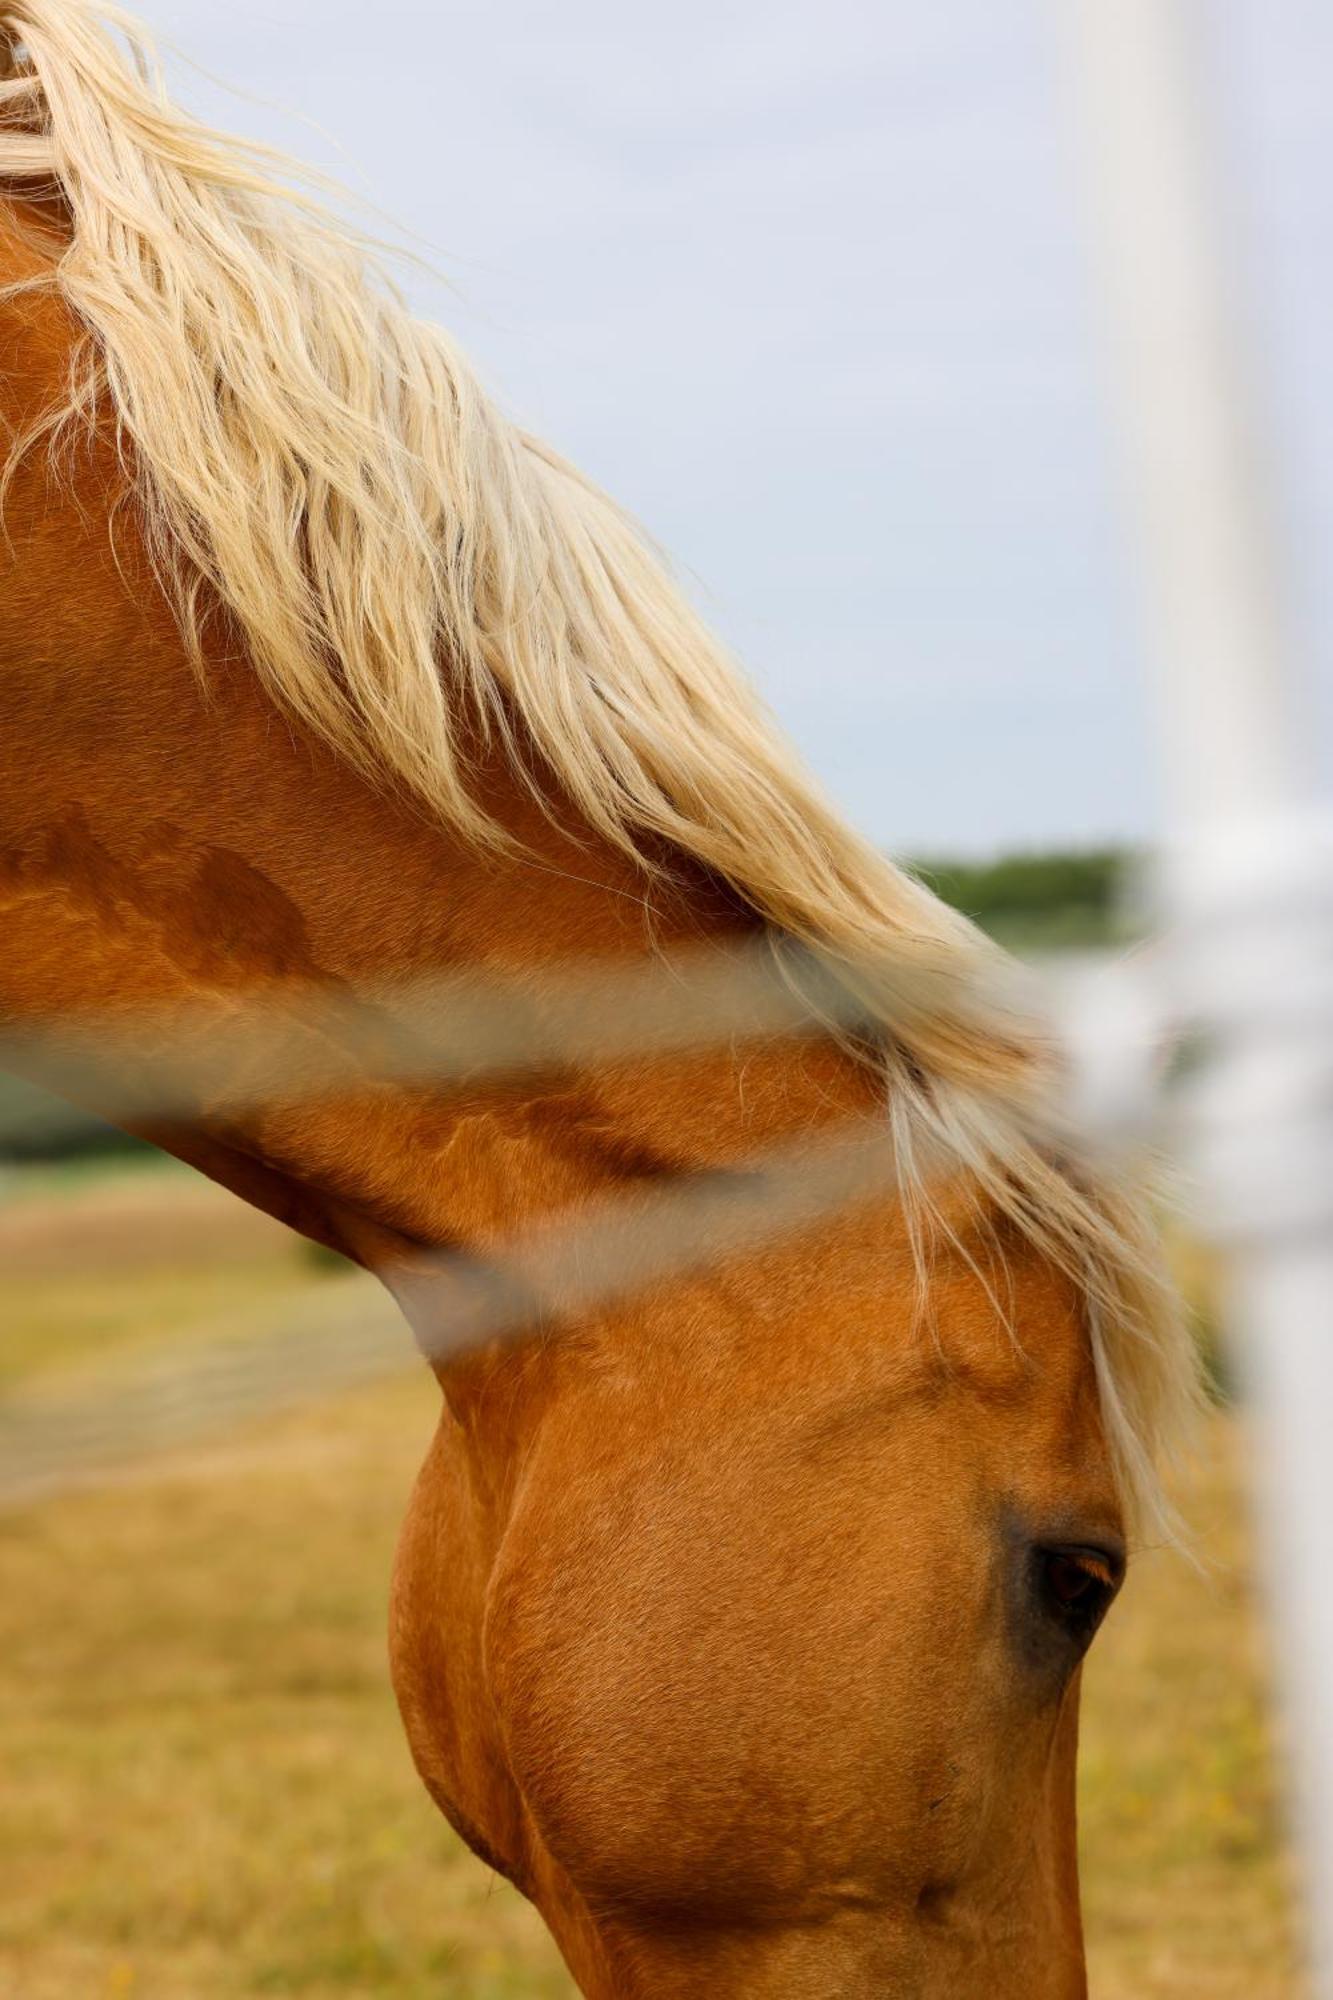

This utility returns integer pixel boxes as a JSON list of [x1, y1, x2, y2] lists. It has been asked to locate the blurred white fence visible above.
[[1060, 2, 1333, 1989]]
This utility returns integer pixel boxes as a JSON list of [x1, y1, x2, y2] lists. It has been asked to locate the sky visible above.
[[146, 0, 1332, 858]]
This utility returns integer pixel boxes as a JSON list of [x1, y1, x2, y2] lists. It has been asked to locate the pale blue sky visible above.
[[149, 0, 1331, 857]]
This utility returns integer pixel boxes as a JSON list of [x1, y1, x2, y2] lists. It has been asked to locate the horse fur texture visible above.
[[0, 6, 1202, 1993]]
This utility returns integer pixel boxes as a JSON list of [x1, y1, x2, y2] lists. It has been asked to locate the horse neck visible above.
[[0, 323, 873, 1281]]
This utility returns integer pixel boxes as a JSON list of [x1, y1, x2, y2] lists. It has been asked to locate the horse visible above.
[[0, 6, 1199, 1993]]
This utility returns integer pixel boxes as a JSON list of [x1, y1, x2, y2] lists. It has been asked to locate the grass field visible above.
[[0, 1161, 1312, 1998]]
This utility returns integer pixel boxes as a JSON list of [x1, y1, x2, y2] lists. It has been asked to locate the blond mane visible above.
[[0, 0, 1201, 1531]]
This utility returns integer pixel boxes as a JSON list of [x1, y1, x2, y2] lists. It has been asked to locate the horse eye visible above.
[[1036, 1546, 1121, 1634]]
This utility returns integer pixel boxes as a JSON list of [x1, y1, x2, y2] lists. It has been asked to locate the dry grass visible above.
[[0, 1376, 573, 2000], [1081, 1417, 1308, 1999], [0, 1161, 1311, 1996], [0, 1161, 316, 1387]]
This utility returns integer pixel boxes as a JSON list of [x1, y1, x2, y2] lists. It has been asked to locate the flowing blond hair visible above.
[[0, 0, 1201, 1531]]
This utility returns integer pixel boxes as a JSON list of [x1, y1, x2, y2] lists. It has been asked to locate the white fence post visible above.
[[1055, 2, 1333, 1988]]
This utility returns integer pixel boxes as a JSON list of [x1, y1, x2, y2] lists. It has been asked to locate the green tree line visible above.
[[914, 847, 1131, 951]]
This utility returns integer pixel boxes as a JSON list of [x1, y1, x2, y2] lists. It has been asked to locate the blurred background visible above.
[[2, 1, 1329, 1994]]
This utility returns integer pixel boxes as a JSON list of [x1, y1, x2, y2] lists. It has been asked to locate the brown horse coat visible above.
[[0, 13, 1195, 1983]]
